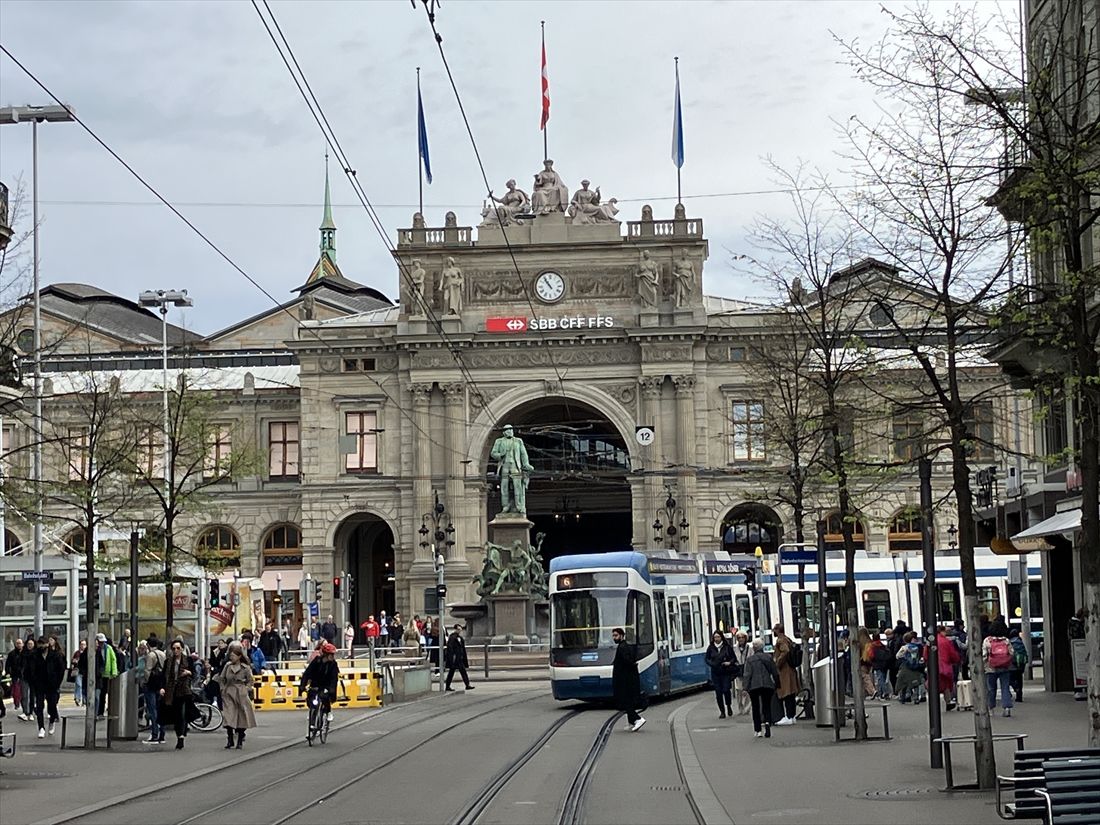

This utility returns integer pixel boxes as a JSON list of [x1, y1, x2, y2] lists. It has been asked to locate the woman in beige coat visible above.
[[215, 642, 257, 749]]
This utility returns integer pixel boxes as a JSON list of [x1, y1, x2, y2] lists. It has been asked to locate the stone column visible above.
[[441, 382, 466, 563], [638, 376, 664, 547], [674, 374, 698, 554], [410, 383, 434, 563]]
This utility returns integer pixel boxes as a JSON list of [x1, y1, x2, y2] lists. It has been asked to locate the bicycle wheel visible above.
[[190, 702, 223, 733], [306, 705, 318, 746], [319, 712, 329, 744]]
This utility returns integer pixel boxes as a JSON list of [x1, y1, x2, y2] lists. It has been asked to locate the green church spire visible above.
[[320, 151, 336, 257]]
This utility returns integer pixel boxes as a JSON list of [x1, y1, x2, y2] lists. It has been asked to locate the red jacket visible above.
[[937, 632, 961, 689], [360, 620, 380, 639]]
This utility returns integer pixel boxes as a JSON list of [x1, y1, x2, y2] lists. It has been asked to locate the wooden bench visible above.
[[829, 700, 891, 742], [1035, 757, 1100, 824], [936, 732, 1028, 791], [996, 748, 1100, 819], [60, 714, 116, 750]]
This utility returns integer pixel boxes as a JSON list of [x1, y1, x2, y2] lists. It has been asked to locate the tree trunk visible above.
[[164, 520, 174, 638], [84, 523, 97, 750], [1076, 332, 1100, 747]]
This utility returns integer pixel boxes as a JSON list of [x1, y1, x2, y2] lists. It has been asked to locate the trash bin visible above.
[[812, 656, 836, 728], [108, 669, 139, 740]]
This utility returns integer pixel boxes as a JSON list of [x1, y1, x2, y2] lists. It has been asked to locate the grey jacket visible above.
[[742, 651, 780, 692]]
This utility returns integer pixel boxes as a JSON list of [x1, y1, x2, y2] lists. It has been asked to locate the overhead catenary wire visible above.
[[0, 42, 470, 466], [249, 0, 491, 413]]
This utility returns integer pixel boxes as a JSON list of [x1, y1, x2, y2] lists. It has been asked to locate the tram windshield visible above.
[[552, 588, 644, 650]]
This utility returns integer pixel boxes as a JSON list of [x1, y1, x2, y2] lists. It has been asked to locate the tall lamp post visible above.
[[1, 104, 76, 636], [652, 484, 689, 550], [137, 289, 191, 637], [419, 491, 454, 695]]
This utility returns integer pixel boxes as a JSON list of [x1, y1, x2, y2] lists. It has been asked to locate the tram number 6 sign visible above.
[[635, 425, 655, 447]]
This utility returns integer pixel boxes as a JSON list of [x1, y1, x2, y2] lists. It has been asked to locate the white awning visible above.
[[1011, 508, 1084, 550]]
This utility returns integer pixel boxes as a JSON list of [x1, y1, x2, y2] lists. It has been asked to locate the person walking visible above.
[[239, 632, 267, 675], [18, 636, 37, 720], [732, 631, 751, 715], [343, 623, 355, 654], [1008, 628, 1029, 703], [953, 619, 970, 680], [378, 610, 390, 651], [143, 640, 166, 743], [258, 622, 283, 665], [403, 617, 422, 655], [444, 624, 474, 692], [160, 639, 197, 750], [743, 639, 780, 738], [936, 625, 961, 711], [611, 627, 646, 732], [705, 630, 736, 718], [23, 637, 47, 738], [296, 621, 310, 652], [69, 640, 86, 707], [894, 631, 925, 703], [77, 634, 115, 718], [215, 642, 257, 749], [983, 617, 1015, 716], [771, 624, 799, 725], [5, 638, 26, 719], [868, 633, 893, 699], [319, 615, 338, 645], [37, 636, 65, 738]]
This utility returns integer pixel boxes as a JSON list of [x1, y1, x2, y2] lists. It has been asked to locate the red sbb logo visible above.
[[486, 316, 528, 333]]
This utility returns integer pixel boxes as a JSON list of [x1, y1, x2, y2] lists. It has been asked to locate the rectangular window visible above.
[[977, 586, 1001, 620], [791, 591, 821, 637], [964, 401, 996, 461], [67, 427, 89, 481], [667, 597, 681, 651], [268, 421, 300, 480], [654, 592, 668, 643], [204, 426, 232, 478], [735, 595, 752, 633], [345, 411, 379, 473], [1041, 391, 1067, 459], [861, 589, 893, 630], [729, 346, 746, 362], [918, 583, 962, 624], [1, 424, 14, 476], [893, 410, 923, 461], [134, 427, 163, 478], [730, 400, 765, 461], [679, 599, 695, 649], [691, 596, 703, 650], [713, 591, 734, 634]]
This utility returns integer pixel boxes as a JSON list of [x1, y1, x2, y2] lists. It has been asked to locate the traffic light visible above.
[[90, 582, 101, 614], [313, 579, 323, 604], [209, 579, 220, 607], [333, 577, 342, 600], [345, 574, 354, 603], [743, 568, 757, 591]]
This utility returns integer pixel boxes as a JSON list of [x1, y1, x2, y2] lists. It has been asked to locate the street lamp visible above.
[[419, 491, 454, 694], [947, 523, 958, 552], [1, 103, 77, 636], [652, 484, 689, 550]]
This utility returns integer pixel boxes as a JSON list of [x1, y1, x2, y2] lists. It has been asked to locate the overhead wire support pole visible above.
[[417, 67, 424, 218]]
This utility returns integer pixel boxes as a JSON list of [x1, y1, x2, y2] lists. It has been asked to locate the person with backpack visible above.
[[868, 634, 893, 699], [1008, 627, 1029, 703], [771, 624, 800, 725], [144, 640, 167, 743], [894, 631, 926, 703], [982, 617, 1015, 717], [743, 638, 781, 738]]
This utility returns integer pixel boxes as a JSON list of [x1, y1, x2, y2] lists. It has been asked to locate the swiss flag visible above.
[[540, 38, 550, 130], [486, 316, 528, 333]]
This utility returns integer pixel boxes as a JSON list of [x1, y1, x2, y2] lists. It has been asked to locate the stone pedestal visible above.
[[487, 514, 534, 563], [487, 593, 530, 641]]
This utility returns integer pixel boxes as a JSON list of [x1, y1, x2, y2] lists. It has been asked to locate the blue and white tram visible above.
[[549, 552, 711, 701]]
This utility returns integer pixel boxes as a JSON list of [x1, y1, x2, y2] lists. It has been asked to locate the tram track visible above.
[[557, 710, 621, 825]]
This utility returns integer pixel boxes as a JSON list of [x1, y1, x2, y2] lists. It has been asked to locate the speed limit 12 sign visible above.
[[635, 426, 655, 446]]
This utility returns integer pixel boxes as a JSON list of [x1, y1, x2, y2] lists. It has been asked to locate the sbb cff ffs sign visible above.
[[486, 317, 528, 333], [485, 316, 616, 333]]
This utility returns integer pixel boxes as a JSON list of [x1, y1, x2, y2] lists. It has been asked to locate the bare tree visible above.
[[125, 371, 263, 637]]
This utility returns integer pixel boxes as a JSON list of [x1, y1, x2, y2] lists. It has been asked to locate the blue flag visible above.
[[418, 84, 432, 185], [671, 64, 684, 169]]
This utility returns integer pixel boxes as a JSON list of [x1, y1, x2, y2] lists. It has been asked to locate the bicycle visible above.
[[305, 689, 330, 746], [190, 701, 223, 733]]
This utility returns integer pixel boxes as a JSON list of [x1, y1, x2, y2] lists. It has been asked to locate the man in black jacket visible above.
[[444, 625, 474, 692], [4, 638, 25, 719], [258, 622, 283, 664], [612, 627, 645, 732]]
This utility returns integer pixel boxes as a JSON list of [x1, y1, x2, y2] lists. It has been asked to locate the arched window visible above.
[[888, 509, 926, 554], [720, 504, 782, 554], [195, 526, 241, 567], [824, 511, 866, 552], [262, 524, 302, 567], [3, 529, 22, 556]]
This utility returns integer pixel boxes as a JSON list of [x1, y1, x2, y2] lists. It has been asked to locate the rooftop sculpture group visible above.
[[480, 160, 619, 227]]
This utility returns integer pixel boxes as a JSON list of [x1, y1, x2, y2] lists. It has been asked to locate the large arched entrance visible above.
[[486, 397, 633, 566], [720, 503, 784, 555], [335, 514, 395, 627]]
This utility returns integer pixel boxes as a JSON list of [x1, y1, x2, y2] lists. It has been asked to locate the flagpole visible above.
[[417, 66, 424, 217], [541, 21, 548, 161], [675, 56, 681, 205]]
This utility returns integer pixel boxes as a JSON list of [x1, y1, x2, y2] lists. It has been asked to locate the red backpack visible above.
[[987, 637, 1013, 670]]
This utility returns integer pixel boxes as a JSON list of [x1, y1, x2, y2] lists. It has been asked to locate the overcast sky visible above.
[[0, 0, 1012, 336]]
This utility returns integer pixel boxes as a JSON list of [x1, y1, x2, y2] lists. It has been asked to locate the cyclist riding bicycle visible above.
[[299, 642, 340, 722]]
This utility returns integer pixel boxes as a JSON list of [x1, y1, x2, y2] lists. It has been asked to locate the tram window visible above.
[[691, 596, 704, 648], [679, 599, 695, 648], [978, 586, 1001, 620], [654, 592, 668, 642], [1008, 581, 1042, 620], [735, 595, 752, 632], [861, 589, 892, 630], [825, 587, 851, 621], [791, 592, 821, 636], [629, 592, 655, 657], [667, 598, 682, 651], [714, 591, 734, 634], [918, 583, 962, 625]]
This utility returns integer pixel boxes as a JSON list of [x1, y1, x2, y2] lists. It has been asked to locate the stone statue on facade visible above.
[[481, 179, 531, 226], [408, 258, 428, 316], [441, 257, 463, 315], [672, 251, 695, 307], [490, 423, 533, 515], [568, 180, 620, 224], [636, 250, 660, 307], [473, 534, 548, 598], [531, 159, 569, 215]]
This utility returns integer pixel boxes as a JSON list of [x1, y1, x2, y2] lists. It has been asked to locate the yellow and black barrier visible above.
[[251, 669, 382, 711]]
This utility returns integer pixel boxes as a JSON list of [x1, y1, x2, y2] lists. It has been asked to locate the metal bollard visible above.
[[484, 644, 489, 679]]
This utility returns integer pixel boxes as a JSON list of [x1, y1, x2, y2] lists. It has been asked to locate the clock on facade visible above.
[[534, 271, 566, 303]]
